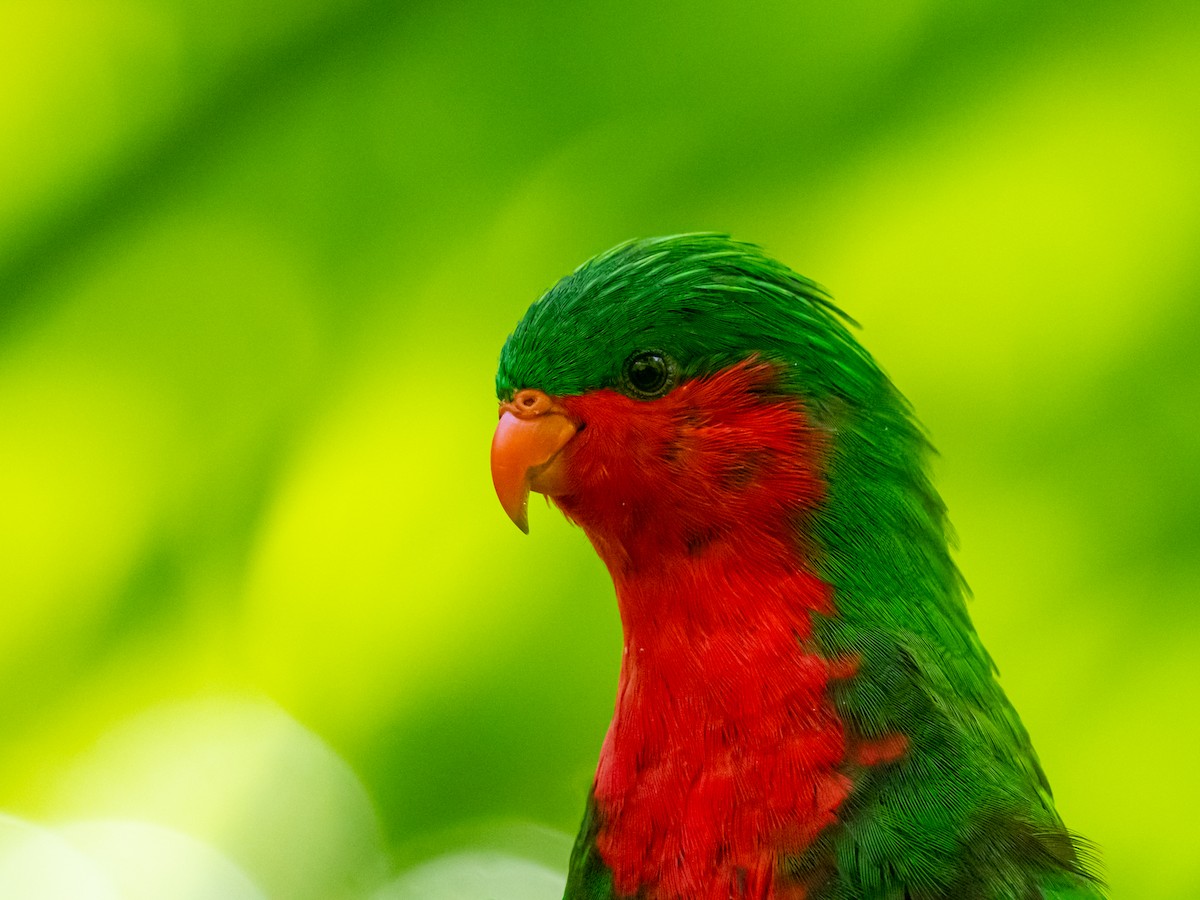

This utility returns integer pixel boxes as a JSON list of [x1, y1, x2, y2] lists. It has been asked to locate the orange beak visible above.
[[490, 388, 578, 533]]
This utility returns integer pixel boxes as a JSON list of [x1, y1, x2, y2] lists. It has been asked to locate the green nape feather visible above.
[[496, 234, 1104, 900]]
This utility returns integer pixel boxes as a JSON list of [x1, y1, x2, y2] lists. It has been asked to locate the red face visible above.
[[491, 359, 828, 577]]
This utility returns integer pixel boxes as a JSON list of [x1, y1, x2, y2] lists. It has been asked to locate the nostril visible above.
[[511, 388, 553, 416]]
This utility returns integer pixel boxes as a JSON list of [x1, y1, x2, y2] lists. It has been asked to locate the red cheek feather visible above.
[[543, 361, 899, 899], [552, 360, 826, 580]]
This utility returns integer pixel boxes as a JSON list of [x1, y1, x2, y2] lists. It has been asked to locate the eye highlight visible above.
[[622, 351, 676, 399]]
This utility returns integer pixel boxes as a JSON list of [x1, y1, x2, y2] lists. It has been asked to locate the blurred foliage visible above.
[[2, 0, 1198, 896]]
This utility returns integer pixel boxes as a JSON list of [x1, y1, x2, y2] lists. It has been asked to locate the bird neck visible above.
[[549, 363, 907, 896], [592, 547, 855, 899]]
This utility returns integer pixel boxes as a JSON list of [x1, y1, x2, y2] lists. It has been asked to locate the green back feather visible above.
[[497, 234, 1103, 899]]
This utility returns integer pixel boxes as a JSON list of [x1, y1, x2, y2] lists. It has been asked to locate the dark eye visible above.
[[623, 351, 675, 399]]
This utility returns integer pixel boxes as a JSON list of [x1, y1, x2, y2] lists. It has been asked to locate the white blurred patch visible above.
[[0, 814, 119, 900], [47, 696, 389, 900], [378, 851, 566, 900], [59, 820, 266, 900]]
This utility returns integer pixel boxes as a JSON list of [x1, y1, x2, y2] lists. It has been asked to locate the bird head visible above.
[[490, 234, 906, 577]]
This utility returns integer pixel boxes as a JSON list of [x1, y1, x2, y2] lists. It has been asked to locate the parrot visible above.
[[489, 234, 1104, 900]]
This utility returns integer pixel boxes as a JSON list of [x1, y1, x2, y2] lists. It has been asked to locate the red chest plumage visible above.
[[594, 564, 850, 899]]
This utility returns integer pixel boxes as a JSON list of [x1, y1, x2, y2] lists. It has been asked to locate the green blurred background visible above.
[[2, 1, 1198, 896]]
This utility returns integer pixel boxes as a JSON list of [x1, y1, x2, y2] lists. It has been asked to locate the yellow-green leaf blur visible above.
[[2, 2, 1198, 897]]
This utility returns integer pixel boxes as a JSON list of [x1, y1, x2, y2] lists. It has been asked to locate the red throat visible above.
[[551, 362, 858, 899]]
